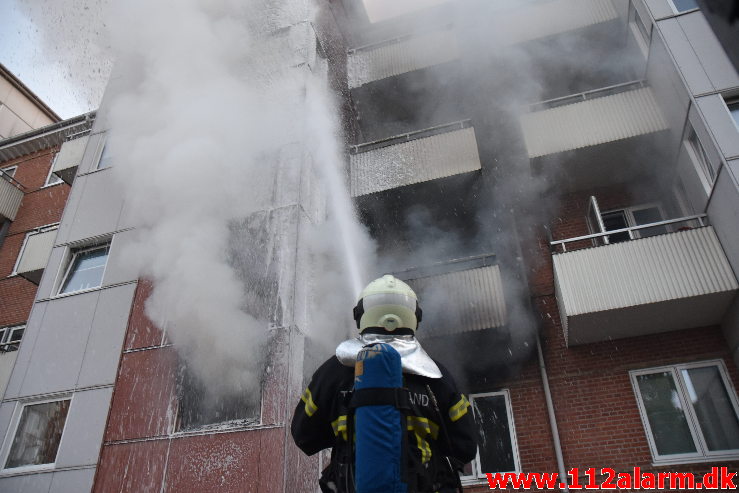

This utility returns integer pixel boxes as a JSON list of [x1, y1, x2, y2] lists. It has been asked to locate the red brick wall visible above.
[[0, 148, 69, 326], [94, 280, 318, 493]]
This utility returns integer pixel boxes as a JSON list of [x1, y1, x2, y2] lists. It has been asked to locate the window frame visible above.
[[11, 224, 60, 277], [630, 359, 739, 466], [0, 325, 25, 353], [0, 166, 17, 180], [0, 395, 73, 474], [667, 0, 700, 14], [43, 154, 64, 187], [723, 97, 739, 131], [460, 390, 521, 483], [629, 2, 651, 56], [55, 242, 111, 297], [593, 202, 668, 242], [685, 125, 717, 193]]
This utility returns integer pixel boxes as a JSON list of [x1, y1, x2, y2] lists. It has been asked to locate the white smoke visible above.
[[103, 0, 371, 403]]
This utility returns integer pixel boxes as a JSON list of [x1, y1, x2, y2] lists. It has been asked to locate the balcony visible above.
[[0, 171, 24, 222], [492, 0, 619, 46], [14, 226, 58, 284], [349, 120, 481, 197], [395, 254, 514, 376], [347, 28, 459, 89], [52, 135, 89, 184], [399, 254, 506, 338], [551, 218, 738, 346]]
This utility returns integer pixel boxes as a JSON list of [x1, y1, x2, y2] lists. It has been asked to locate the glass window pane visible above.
[[636, 372, 697, 456], [472, 395, 515, 474], [97, 145, 112, 169], [632, 207, 667, 238], [60, 246, 109, 294], [601, 211, 630, 243], [682, 367, 739, 452], [5, 400, 71, 469], [729, 103, 739, 129], [671, 0, 698, 11]]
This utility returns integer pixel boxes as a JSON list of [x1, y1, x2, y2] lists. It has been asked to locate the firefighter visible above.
[[291, 275, 477, 493]]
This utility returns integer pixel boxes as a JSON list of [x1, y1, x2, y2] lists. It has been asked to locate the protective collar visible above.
[[336, 333, 442, 379]]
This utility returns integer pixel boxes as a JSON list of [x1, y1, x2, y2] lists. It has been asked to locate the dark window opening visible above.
[[175, 364, 260, 431], [601, 210, 631, 243]]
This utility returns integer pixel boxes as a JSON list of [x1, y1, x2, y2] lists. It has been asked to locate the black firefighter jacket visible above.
[[291, 355, 477, 490]]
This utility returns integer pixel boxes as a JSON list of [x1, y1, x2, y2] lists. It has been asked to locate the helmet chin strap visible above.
[[361, 327, 415, 336]]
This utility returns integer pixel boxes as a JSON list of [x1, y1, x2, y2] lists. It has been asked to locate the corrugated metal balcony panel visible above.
[[16, 229, 57, 284], [52, 135, 89, 184], [553, 227, 739, 345], [497, 0, 619, 45], [520, 87, 668, 158], [0, 177, 23, 221], [348, 29, 459, 89], [407, 265, 507, 337], [350, 126, 481, 196]]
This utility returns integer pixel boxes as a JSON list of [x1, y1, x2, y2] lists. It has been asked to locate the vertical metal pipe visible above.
[[537, 336, 569, 492]]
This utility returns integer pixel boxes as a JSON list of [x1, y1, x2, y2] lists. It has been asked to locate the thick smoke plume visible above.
[[102, 0, 371, 407]]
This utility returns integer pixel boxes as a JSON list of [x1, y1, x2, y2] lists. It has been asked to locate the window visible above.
[[58, 243, 110, 295], [44, 155, 63, 187], [96, 144, 112, 170], [1, 166, 17, 180], [597, 204, 667, 244], [461, 391, 520, 481], [0, 325, 24, 353], [669, 0, 699, 13], [686, 126, 717, 188], [631, 361, 739, 464], [3, 398, 71, 470], [629, 4, 651, 54], [175, 363, 260, 431], [725, 99, 739, 130]]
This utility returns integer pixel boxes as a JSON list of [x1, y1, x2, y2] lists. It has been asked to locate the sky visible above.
[[0, 0, 442, 120], [0, 0, 113, 119]]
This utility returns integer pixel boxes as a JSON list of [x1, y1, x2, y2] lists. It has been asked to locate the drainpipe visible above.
[[537, 335, 569, 492]]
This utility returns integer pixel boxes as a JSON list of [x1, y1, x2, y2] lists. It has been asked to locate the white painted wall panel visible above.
[[696, 95, 739, 160], [0, 472, 53, 493], [348, 29, 459, 88], [17, 293, 99, 398], [3, 302, 47, 400], [49, 468, 95, 493], [55, 387, 114, 469], [76, 285, 136, 389], [520, 87, 668, 158], [677, 13, 739, 91], [657, 18, 714, 95], [350, 126, 481, 196], [0, 175, 23, 221], [553, 227, 738, 317], [56, 169, 124, 245]]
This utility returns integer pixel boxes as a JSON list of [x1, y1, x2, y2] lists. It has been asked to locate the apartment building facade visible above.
[[0, 0, 738, 492]]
